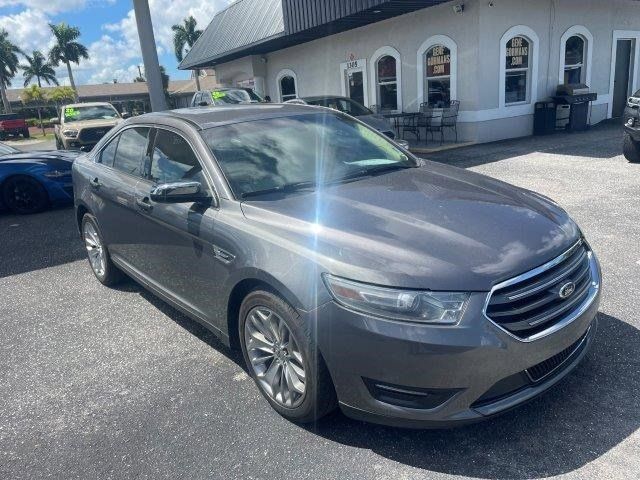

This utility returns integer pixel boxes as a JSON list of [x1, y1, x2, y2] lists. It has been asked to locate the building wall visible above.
[[215, 0, 640, 143]]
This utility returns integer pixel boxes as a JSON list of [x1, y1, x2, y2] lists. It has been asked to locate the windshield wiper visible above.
[[331, 163, 416, 184], [241, 180, 317, 199]]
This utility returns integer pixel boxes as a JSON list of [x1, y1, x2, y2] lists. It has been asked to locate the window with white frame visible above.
[[278, 73, 297, 101], [504, 36, 531, 104], [425, 45, 451, 107], [376, 55, 398, 111], [564, 35, 586, 85]]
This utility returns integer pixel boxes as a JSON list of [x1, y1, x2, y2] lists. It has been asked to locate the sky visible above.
[[0, 0, 233, 88]]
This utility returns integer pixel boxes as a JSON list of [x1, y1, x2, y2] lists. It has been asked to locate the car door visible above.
[[132, 127, 220, 323], [91, 126, 151, 267]]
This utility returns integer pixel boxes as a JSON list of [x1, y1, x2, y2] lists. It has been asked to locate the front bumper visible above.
[[314, 253, 601, 428]]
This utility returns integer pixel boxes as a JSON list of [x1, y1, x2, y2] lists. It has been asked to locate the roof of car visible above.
[[63, 102, 116, 108], [132, 103, 327, 129], [302, 95, 350, 102]]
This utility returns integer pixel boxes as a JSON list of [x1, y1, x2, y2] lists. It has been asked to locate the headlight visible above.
[[62, 129, 78, 138], [43, 170, 70, 178], [322, 274, 470, 324]]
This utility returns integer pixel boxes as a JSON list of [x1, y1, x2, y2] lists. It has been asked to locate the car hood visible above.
[[0, 150, 79, 166], [62, 118, 121, 129], [357, 114, 393, 133], [240, 161, 580, 291]]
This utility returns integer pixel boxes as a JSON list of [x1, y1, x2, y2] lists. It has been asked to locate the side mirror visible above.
[[50, 118, 60, 125], [198, 101, 209, 107], [149, 181, 209, 204], [121, 112, 131, 119]]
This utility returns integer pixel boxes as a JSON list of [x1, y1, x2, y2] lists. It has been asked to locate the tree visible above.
[[21, 50, 58, 88], [48, 23, 89, 102], [0, 29, 21, 114], [20, 84, 47, 136], [134, 76, 145, 83], [48, 85, 75, 114], [172, 16, 203, 90]]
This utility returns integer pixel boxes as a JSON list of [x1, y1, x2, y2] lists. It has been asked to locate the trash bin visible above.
[[534, 100, 556, 135]]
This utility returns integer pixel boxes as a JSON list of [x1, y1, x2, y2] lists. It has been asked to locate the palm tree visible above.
[[0, 29, 21, 113], [20, 84, 47, 136], [21, 50, 58, 88], [48, 23, 89, 102], [172, 16, 203, 90]]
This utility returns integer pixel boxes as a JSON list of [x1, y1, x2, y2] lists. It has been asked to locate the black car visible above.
[[623, 89, 640, 162]]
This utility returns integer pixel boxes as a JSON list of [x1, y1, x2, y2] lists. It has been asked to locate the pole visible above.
[[133, 0, 167, 111]]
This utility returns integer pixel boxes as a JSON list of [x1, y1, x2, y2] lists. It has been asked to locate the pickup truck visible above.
[[623, 89, 640, 163], [53, 102, 122, 151], [0, 114, 29, 140]]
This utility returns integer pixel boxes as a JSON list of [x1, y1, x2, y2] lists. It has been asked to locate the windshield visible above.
[[209, 88, 264, 105], [64, 105, 119, 122], [305, 98, 373, 116], [201, 112, 414, 198], [0, 142, 19, 156]]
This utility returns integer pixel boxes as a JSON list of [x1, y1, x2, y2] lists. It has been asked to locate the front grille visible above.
[[485, 241, 592, 339], [79, 126, 111, 143], [526, 326, 591, 382]]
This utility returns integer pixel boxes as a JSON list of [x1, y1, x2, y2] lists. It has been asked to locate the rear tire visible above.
[[1, 176, 48, 214], [81, 213, 124, 286], [239, 289, 337, 423], [22, 128, 30, 139], [55, 136, 64, 150], [623, 133, 640, 163]]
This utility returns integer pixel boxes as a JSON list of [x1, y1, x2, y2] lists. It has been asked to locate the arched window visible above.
[[376, 55, 398, 111], [425, 45, 452, 107], [504, 35, 531, 104], [560, 26, 593, 87], [370, 47, 402, 112], [417, 35, 457, 109], [276, 69, 298, 101], [564, 36, 585, 84]]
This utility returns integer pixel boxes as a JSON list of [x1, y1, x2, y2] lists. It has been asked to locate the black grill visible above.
[[79, 126, 111, 143], [486, 241, 592, 339], [526, 327, 591, 382]]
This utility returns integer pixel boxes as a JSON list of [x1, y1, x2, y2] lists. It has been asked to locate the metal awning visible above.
[[180, 0, 448, 69]]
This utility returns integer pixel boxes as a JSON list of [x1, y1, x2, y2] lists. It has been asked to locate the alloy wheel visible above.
[[244, 307, 306, 408], [83, 221, 106, 278]]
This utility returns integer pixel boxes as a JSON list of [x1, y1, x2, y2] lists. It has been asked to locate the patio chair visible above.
[[369, 104, 380, 114], [417, 103, 439, 144], [425, 100, 460, 145], [401, 113, 420, 141]]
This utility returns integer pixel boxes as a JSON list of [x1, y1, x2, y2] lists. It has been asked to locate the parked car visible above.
[[53, 102, 122, 151], [0, 113, 29, 140], [0, 141, 79, 214], [301, 95, 398, 138], [191, 87, 265, 107], [623, 90, 640, 162], [73, 104, 601, 428]]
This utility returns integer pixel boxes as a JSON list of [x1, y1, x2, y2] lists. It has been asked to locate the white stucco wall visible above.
[[214, 0, 640, 143]]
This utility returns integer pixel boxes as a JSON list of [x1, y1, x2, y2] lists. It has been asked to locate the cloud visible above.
[[105, 0, 232, 63], [0, 9, 53, 54], [0, 0, 113, 15]]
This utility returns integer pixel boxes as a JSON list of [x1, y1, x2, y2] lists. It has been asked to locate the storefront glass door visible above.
[[346, 70, 365, 106]]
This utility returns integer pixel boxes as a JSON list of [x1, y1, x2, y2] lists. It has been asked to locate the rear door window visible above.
[[112, 127, 150, 177], [98, 137, 119, 167]]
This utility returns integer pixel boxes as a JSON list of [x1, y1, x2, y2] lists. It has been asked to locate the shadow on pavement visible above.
[[0, 206, 84, 279], [302, 313, 639, 479], [426, 121, 625, 169]]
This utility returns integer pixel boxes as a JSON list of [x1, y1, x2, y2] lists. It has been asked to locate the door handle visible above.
[[89, 177, 102, 189], [135, 197, 153, 212]]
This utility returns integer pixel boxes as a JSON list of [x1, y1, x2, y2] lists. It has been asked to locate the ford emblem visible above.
[[559, 281, 576, 299]]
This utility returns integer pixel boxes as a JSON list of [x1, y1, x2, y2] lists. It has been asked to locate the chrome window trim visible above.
[[482, 240, 600, 343]]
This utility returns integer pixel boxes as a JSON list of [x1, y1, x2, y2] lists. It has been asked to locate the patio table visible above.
[[382, 112, 420, 138]]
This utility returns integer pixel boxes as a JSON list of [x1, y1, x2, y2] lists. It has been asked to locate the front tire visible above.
[[2, 176, 48, 214], [81, 214, 124, 286], [22, 128, 30, 139], [623, 133, 640, 163], [239, 290, 337, 423]]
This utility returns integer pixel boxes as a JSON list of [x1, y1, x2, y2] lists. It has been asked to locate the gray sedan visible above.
[[72, 104, 600, 428]]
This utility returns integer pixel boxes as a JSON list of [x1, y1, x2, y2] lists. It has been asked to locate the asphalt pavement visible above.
[[1, 123, 638, 479]]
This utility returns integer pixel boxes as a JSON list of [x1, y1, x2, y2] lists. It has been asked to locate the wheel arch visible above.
[[225, 271, 307, 350]]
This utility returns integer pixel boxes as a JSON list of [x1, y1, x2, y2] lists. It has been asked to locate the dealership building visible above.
[[180, 0, 640, 143]]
